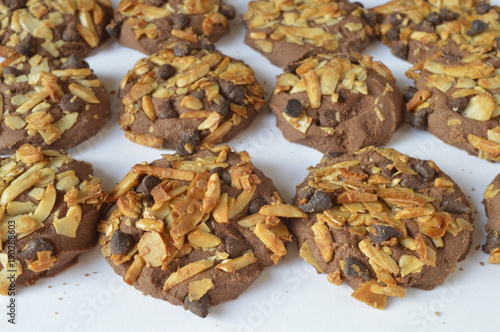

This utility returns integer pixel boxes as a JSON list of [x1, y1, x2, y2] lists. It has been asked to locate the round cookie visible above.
[[99, 145, 299, 317], [107, 0, 235, 55], [0, 144, 107, 294], [372, 0, 500, 64], [243, 0, 374, 68], [119, 49, 266, 154], [0, 0, 112, 59], [483, 173, 500, 263], [269, 53, 404, 154], [405, 51, 500, 162], [0, 54, 110, 154], [289, 147, 473, 309]]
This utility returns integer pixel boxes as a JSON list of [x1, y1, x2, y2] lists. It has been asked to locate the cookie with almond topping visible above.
[[483, 173, 500, 263], [0, 144, 107, 294], [98, 145, 298, 317], [269, 53, 404, 154], [243, 0, 374, 68], [0, 54, 110, 154], [118, 49, 266, 154], [405, 51, 500, 162], [289, 147, 473, 309], [0, 0, 112, 59], [107, 0, 235, 55]]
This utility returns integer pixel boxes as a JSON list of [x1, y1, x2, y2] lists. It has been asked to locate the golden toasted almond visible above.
[[378, 188, 434, 208], [15, 90, 51, 114], [53, 205, 82, 238], [170, 198, 205, 242], [212, 192, 229, 223], [237, 213, 266, 228], [124, 254, 145, 285], [462, 93, 495, 121], [39, 71, 63, 102], [117, 191, 142, 218], [327, 270, 342, 286], [358, 239, 399, 275], [367, 258, 396, 287], [216, 252, 258, 273], [138, 231, 170, 267], [124, 131, 164, 148], [254, 223, 286, 262], [311, 222, 334, 263], [488, 127, 500, 144], [15, 215, 39, 235], [485, 184, 500, 199], [228, 185, 257, 219], [163, 259, 214, 291], [406, 89, 431, 112], [394, 206, 435, 219], [259, 204, 308, 218], [135, 218, 165, 233], [68, 83, 99, 103], [303, 70, 321, 109], [27, 251, 57, 272], [488, 248, 500, 264], [415, 234, 436, 266], [201, 121, 234, 145], [399, 255, 425, 277], [370, 284, 406, 298], [31, 184, 56, 223], [468, 134, 500, 157], [187, 229, 221, 249], [417, 212, 452, 239], [0, 170, 42, 206], [6, 201, 37, 215], [351, 280, 387, 310], [106, 170, 142, 203], [337, 192, 378, 204], [299, 242, 324, 273], [16, 144, 44, 165], [188, 278, 214, 301], [132, 165, 195, 181]]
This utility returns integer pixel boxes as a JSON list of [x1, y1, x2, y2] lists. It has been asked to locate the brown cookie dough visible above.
[[289, 147, 473, 309], [372, 0, 500, 63], [119, 49, 266, 154], [0, 54, 110, 154], [99, 145, 299, 317], [243, 0, 374, 68], [269, 53, 404, 154], [482, 173, 500, 263], [405, 51, 500, 162], [0, 0, 112, 59], [107, 0, 235, 55], [0, 144, 107, 294]]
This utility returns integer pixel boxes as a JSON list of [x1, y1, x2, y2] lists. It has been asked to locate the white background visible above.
[[2, 0, 500, 331]]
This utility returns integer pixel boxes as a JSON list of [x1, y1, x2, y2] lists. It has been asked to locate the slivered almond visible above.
[[124, 254, 145, 285], [68, 83, 99, 103], [53, 205, 82, 238], [187, 229, 221, 249], [163, 260, 214, 291], [358, 239, 399, 275], [106, 170, 141, 203], [27, 251, 57, 272], [415, 235, 436, 266], [303, 70, 321, 109], [228, 185, 257, 218], [352, 280, 387, 310], [259, 204, 308, 218], [216, 252, 258, 273], [399, 255, 425, 277], [138, 231, 169, 267], [311, 222, 334, 263], [202, 173, 221, 214], [299, 242, 324, 273], [32, 184, 56, 223], [212, 192, 229, 223], [132, 165, 195, 181], [188, 278, 214, 301], [124, 131, 163, 148], [254, 223, 286, 261]]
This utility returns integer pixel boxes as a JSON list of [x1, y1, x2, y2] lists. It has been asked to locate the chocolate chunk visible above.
[[400, 173, 424, 190], [390, 13, 403, 26], [157, 64, 176, 81], [386, 27, 400, 43], [407, 108, 431, 130], [22, 237, 53, 260], [414, 160, 436, 181], [176, 130, 200, 156], [145, 0, 165, 6], [157, 100, 178, 119], [210, 97, 229, 117], [442, 52, 461, 62], [362, 11, 377, 28], [416, 20, 434, 32], [136, 175, 162, 197], [343, 257, 370, 281], [225, 236, 251, 258], [14, 35, 35, 57], [425, 12, 442, 26], [62, 22, 80, 42], [439, 8, 459, 22], [3, 66, 21, 76], [106, 21, 122, 40], [467, 20, 488, 36], [299, 189, 332, 213], [60, 94, 84, 112], [210, 167, 231, 185], [218, 79, 245, 105], [6, 0, 26, 10], [324, 151, 345, 159], [190, 90, 205, 100], [476, 1, 491, 15], [392, 42, 408, 60], [62, 54, 89, 69], [441, 194, 471, 214], [284, 99, 303, 118], [199, 36, 215, 51], [297, 186, 315, 203], [284, 63, 299, 74], [483, 231, 500, 254], [319, 110, 338, 127], [173, 41, 192, 57], [184, 294, 210, 318], [219, 3, 236, 19], [369, 224, 402, 244], [171, 14, 190, 30], [495, 38, 500, 52], [110, 230, 135, 255], [403, 86, 417, 103], [248, 197, 266, 215], [447, 97, 467, 113]]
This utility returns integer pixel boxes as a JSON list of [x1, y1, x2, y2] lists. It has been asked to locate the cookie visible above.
[[0, 144, 107, 294], [269, 53, 404, 154], [372, 0, 500, 63], [243, 0, 374, 68], [0, 0, 112, 59], [289, 147, 473, 309], [107, 0, 235, 55], [118, 49, 266, 154], [99, 145, 299, 317], [0, 54, 110, 154], [483, 173, 500, 263], [405, 51, 500, 162]]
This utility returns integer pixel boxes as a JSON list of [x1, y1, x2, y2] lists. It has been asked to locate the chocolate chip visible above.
[[14, 35, 35, 57], [403, 86, 417, 103], [224, 236, 251, 258], [284, 99, 303, 118], [6, 0, 26, 10], [157, 99, 178, 119], [176, 130, 200, 156], [171, 14, 190, 30], [392, 42, 408, 60], [184, 294, 210, 318], [407, 107, 431, 130], [190, 90, 205, 100], [425, 12, 442, 26], [362, 11, 377, 28], [324, 151, 345, 159], [136, 175, 162, 197], [3, 66, 21, 76], [298, 189, 332, 213], [447, 97, 467, 113], [441, 194, 471, 214], [62, 54, 89, 69], [416, 20, 434, 32], [297, 186, 315, 203], [248, 197, 266, 215], [284, 63, 299, 74], [218, 79, 245, 105], [483, 231, 500, 254], [442, 52, 461, 62], [219, 3, 236, 19], [110, 230, 135, 255], [343, 257, 370, 281], [414, 160, 436, 181], [467, 19, 488, 36], [106, 21, 122, 40], [385, 27, 400, 43], [390, 13, 403, 26], [476, 1, 491, 15], [62, 22, 80, 42], [369, 224, 403, 244], [319, 110, 338, 127], [22, 237, 53, 260], [173, 41, 192, 57], [145, 0, 165, 6], [210, 167, 231, 185], [400, 173, 424, 190], [157, 64, 176, 81], [210, 96, 229, 118], [495, 38, 500, 52], [199, 36, 215, 51], [439, 8, 459, 22], [60, 94, 84, 112]]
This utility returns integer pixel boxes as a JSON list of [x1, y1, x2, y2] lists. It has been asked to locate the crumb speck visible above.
[[85, 273, 90, 277], [58, 298, 62, 300], [93, 272, 98, 274], [63, 283, 67, 285], [55, 312, 59, 315], [434, 312, 440, 316], [459, 268, 463, 271], [48, 286, 53, 288], [480, 262, 485, 266], [475, 245, 481, 251], [110, 90, 117, 95]]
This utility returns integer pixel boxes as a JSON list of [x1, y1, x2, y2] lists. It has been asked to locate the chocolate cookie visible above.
[[107, 0, 235, 55], [119, 49, 266, 153], [0, 0, 112, 59], [0, 144, 107, 294], [372, 0, 500, 63], [269, 53, 404, 154], [483, 173, 500, 263], [0, 54, 110, 154], [243, 0, 374, 68], [406, 51, 500, 162], [99, 145, 299, 317], [289, 147, 473, 309]]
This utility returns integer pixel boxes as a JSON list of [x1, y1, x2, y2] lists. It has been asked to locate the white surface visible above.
[[2, 0, 500, 331]]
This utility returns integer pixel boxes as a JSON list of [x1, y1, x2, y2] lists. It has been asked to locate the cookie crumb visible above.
[[434, 311, 440, 316], [110, 90, 117, 95], [459, 268, 463, 271], [480, 262, 485, 266], [84, 273, 90, 277], [475, 245, 481, 251]]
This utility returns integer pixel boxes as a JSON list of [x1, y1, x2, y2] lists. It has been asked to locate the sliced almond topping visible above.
[[16, 144, 44, 164], [124, 254, 145, 285], [124, 131, 164, 148], [52, 205, 82, 238], [254, 223, 286, 262], [415, 234, 436, 266], [406, 89, 431, 112], [370, 284, 406, 298], [259, 204, 308, 218], [351, 280, 387, 310], [212, 192, 229, 223], [188, 278, 214, 301], [0, 170, 42, 206], [228, 185, 257, 219], [187, 229, 221, 249], [117, 191, 142, 218], [299, 242, 324, 273], [237, 213, 266, 228], [462, 93, 495, 121], [32, 184, 56, 223], [138, 231, 170, 267], [358, 239, 399, 275], [417, 212, 452, 239], [106, 170, 141, 203], [68, 83, 99, 103], [399, 255, 425, 277], [216, 252, 258, 273], [311, 222, 334, 263], [303, 69, 321, 109], [488, 248, 500, 264], [27, 251, 57, 272], [132, 165, 196, 181], [163, 259, 214, 291]]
